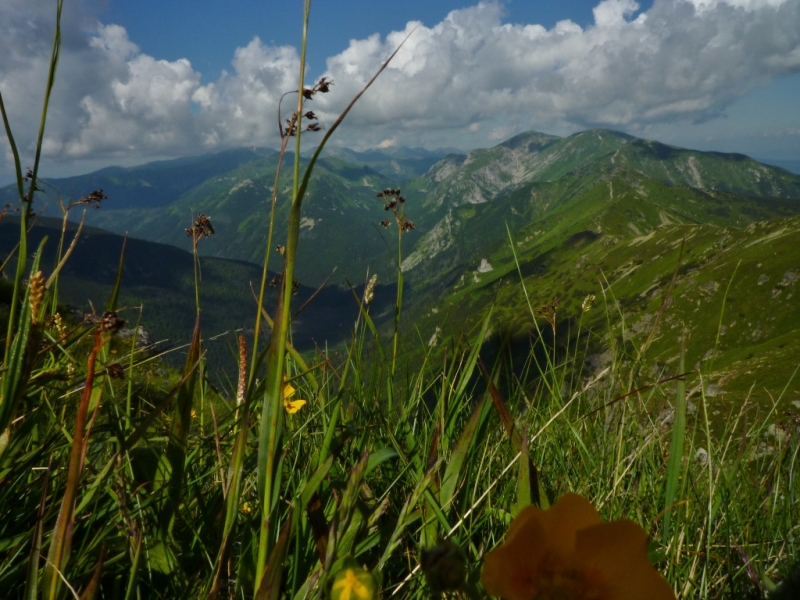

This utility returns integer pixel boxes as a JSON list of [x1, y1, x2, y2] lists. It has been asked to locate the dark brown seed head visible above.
[[100, 311, 125, 334], [187, 213, 214, 241], [76, 189, 108, 209]]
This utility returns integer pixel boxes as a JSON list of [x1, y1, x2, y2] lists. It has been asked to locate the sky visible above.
[[1, 0, 799, 184]]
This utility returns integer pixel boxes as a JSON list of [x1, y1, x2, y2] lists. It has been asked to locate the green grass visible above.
[[1, 265, 797, 598]]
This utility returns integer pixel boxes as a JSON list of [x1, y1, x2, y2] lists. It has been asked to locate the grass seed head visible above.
[[28, 270, 45, 323], [73, 189, 108, 210], [364, 274, 378, 306], [100, 310, 125, 334], [185, 213, 215, 244]]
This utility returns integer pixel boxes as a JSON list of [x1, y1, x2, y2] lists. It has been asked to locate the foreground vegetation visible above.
[[1, 2, 798, 598]]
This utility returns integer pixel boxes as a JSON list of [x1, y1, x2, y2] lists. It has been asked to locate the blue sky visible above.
[[98, 0, 655, 82], [1, 0, 799, 183]]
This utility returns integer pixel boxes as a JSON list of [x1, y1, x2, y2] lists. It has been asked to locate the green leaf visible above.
[[440, 395, 490, 513], [513, 433, 532, 517], [255, 518, 293, 600], [663, 339, 687, 545], [365, 447, 399, 475], [146, 541, 177, 575], [162, 315, 201, 531], [105, 236, 126, 312]]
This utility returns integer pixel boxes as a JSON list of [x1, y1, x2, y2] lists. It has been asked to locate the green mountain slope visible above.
[[318, 145, 448, 179], [403, 173, 800, 411], [398, 129, 800, 285], [4, 128, 799, 406], [402, 168, 800, 283], [403, 130, 800, 220], [0, 148, 274, 211], [0, 218, 393, 373], [82, 154, 408, 285], [6, 128, 797, 293]]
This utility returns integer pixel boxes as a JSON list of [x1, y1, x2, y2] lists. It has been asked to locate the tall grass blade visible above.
[[253, 12, 414, 587], [42, 327, 105, 600], [255, 519, 293, 600], [106, 236, 127, 312], [24, 461, 51, 600], [122, 534, 143, 600], [3, 0, 63, 359], [454, 308, 492, 402], [210, 337, 250, 594], [78, 546, 105, 600], [440, 395, 489, 514], [663, 338, 687, 546], [162, 315, 201, 531], [479, 359, 548, 508], [0, 240, 46, 436], [514, 433, 532, 516]]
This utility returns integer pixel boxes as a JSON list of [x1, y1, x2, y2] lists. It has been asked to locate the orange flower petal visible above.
[[576, 520, 676, 600], [482, 494, 600, 600], [482, 507, 547, 600], [540, 493, 603, 558], [505, 505, 540, 541]]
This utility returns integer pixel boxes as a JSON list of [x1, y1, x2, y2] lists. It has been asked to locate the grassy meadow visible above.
[[1, 2, 798, 599]]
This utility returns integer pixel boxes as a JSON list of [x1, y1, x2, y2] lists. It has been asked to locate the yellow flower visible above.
[[481, 493, 675, 600], [331, 564, 377, 600], [282, 383, 307, 414], [240, 501, 252, 515], [190, 409, 197, 419]]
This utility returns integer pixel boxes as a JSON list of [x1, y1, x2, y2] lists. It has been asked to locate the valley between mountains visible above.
[[2, 128, 799, 411]]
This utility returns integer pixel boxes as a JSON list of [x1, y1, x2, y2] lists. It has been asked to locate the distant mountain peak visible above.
[[498, 130, 561, 152]]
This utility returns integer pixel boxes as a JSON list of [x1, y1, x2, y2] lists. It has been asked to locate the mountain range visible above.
[[2, 129, 799, 406]]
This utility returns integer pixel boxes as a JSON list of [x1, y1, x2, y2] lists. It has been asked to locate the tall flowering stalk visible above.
[[377, 188, 415, 413], [252, 2, 414, 593]]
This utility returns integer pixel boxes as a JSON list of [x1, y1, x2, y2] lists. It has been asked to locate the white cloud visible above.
[[1, 0, 799, 175], [314, 0, 800, 147]]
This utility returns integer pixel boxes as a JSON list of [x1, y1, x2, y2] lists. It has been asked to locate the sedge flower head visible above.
[[481, 493, 675, 600], [282, 383, 307, 414]]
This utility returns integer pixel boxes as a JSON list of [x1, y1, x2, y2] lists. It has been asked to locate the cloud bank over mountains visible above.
[[1, 0, 799, 175]]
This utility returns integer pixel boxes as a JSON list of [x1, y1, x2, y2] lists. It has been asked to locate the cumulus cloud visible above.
[[1, 0, 799, 174], [314, 0, 800, 145], [0, 1, 299, 173]]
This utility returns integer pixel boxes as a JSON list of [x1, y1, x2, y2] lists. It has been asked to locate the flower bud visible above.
[[421, 539, 467, 593]]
